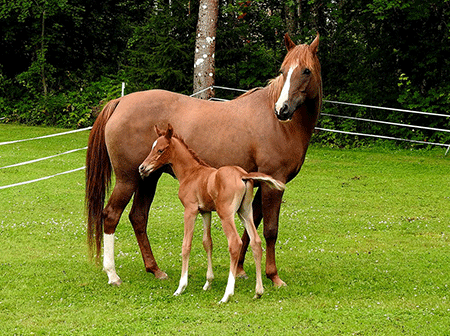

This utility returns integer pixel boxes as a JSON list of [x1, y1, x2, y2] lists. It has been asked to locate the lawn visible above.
[[0, 124, 449, 335]]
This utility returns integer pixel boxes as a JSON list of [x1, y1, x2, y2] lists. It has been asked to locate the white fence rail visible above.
[[0, 128, 90, 189], [1, 86, 448, 189], [193, 85, 450, 155]]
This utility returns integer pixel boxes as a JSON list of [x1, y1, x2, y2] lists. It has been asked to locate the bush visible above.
[[2, 77, 122, 127]]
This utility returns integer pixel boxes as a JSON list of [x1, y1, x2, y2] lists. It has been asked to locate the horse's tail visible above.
[[242, 173, 286, 191], [85, 98, 121, 263]]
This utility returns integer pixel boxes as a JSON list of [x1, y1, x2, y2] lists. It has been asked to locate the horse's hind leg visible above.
[[103, 181, 136, 285], [129, 172, 168, 279], [201, 212, 214, 290], [238, 182, 263, 298], [217, 211, 243, 303]]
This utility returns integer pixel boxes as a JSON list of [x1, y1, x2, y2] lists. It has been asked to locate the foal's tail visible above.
[[242, 173, 286, 191], [85, 98, 121, 262]]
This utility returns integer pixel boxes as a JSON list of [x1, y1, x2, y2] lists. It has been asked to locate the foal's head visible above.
[[272, 33, 321, 122], [139, 124, 174, 178]]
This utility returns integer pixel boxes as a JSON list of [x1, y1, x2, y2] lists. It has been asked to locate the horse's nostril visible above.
[[280, 103, 289, 115]]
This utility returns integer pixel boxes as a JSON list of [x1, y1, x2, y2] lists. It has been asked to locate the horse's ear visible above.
[[284, 33, 296, 51], [310, 32, 320, 54], [155, 125, 164, 137], [165, 123, 173, 140]]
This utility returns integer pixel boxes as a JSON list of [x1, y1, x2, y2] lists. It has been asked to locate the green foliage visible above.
[[121, 2, 197, 94], [4, 77, 120, 127], [0, 0, 449, 150]]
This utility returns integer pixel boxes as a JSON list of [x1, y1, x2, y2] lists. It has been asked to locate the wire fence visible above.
[[193, 85, 450, 155], [0, 128, 89, 189], [1, 85, 448, 189]]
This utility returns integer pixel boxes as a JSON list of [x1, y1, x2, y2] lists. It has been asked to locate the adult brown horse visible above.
[[86, 33, 322, 287]]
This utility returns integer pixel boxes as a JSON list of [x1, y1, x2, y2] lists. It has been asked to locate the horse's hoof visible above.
[[154, 270, 169, 280], [270, 275, 287, 287], [236, 269, 248, 279]]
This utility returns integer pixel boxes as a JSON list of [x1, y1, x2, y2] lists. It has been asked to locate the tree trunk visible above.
[[193, 0, 219, 100], [41, 9, 47, 96]]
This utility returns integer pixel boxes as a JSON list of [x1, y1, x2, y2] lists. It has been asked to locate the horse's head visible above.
[[274, 33, 321, 122], [139, 124, 174, 178]]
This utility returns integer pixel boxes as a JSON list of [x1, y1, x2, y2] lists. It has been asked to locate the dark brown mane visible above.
[[172, 133, 210, 167]]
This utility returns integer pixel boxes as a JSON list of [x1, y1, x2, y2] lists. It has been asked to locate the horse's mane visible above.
[[172, 133, 210, 167], [235, 43, 321, 107]]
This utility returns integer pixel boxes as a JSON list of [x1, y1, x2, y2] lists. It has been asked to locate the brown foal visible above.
[[139, 124, 285, 303]]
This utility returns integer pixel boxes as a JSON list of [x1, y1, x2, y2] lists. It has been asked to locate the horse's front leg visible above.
[[129, 175, 168, 280], [261, 185, 286, 287], [174, 207, 198, 296]]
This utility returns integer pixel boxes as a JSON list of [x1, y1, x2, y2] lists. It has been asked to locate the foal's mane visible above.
[[172, 133, 210, 167]]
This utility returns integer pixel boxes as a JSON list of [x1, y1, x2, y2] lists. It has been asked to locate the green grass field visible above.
[[1, 124, 449, 335]]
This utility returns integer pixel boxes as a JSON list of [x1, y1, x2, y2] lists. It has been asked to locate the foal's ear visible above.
[[165, 123, 174, 140], [284, 33, 296, 51], [310, 32, 320, 54], [154, 125, 164, 137]]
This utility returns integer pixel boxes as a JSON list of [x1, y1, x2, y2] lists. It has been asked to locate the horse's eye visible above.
[[157, 149, 163, 154], [303, 68, 311, 75]]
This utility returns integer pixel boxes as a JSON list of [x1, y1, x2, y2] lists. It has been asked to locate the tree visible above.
[[193, 0, 219, 99]]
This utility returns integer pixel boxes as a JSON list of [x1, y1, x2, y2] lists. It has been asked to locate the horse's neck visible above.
[[170, 139, 203, 182]]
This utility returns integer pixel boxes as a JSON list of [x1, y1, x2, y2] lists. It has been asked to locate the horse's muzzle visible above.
[[275, 103, 294, 122], [139, 164, 153, 179]]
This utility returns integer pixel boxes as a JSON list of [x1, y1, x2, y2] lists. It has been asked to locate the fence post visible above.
[[121, 82, 126, 97]]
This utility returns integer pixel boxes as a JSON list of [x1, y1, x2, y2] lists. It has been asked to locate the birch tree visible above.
[[193, 0, 219, 100]]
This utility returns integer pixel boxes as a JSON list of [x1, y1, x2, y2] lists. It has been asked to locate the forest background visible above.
[[0, 0, 449, 147]]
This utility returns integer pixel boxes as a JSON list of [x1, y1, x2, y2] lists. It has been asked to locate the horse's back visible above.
[[104, 89, 260, 176]]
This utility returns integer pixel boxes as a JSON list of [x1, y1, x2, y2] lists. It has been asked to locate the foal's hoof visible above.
[[109, 279, 122, 286], [154, 269, 169, 280], [253, 293, 263, 299]]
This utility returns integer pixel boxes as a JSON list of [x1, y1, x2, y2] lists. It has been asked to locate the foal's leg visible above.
[[102, 180, 136, 285], [237, 187, 263, 278], [238, 182, 263, 298], [201, 212, 214, 290], [217, 210, 243, 303], [174, 206, 198, 296], [129, 173, 168, 279]]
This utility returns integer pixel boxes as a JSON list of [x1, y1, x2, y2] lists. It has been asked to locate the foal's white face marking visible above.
[[151, 139, 158, 151], [275, 65, 298, 113]]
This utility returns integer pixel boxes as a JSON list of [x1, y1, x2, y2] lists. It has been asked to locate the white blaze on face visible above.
[[275, 65, 297, 113], [151, 139, 158, 151]]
